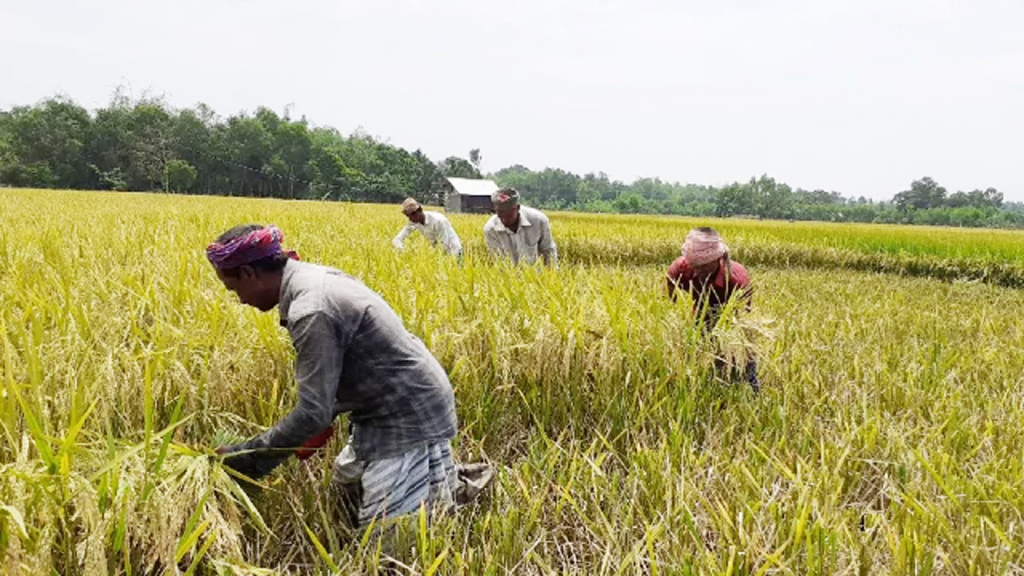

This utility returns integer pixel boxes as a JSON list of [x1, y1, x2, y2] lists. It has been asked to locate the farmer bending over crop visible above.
[[392, 197, 463, 260], [206, 224, 490, 528], [667, 227, 759, 392], [483, 188, 557, 267]]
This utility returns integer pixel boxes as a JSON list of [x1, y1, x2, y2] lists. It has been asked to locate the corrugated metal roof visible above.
[[446, 177, 500, 197]]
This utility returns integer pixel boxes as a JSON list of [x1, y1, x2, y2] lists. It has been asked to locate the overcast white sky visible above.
[[1, 0, 1021, 200]]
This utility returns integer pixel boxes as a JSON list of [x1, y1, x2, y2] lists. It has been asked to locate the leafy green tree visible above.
[[437, 156, 481, 179], [410, 150, 447, 205], [222, 114, 273, 196], [946, 187, 1003, 209], [795, 189, 844, 205], [170, 105, 217, 194], [270, 120, 313, 198], [126, 101, 174, 190], [749, 174, 794, 219], [894, 177, 947, 212], [631, 178, 672, 202], [714, 182, 755, 216], [164, 159, 197, 192], [87, 93, 132, 190], [4, 97, 93, 188], [576, 172, 622, 203], [612, 192, 646, 213]]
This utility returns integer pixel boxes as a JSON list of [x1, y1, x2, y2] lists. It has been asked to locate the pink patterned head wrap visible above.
[[682, 228, 728, 266], [206, 225, 296, 270]]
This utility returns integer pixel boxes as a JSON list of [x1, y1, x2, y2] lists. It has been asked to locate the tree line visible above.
[[2, 94, 1021, 228], [0, 93, 484, 205]]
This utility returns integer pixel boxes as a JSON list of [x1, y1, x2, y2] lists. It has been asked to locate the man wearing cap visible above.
[[667, 227, 759, 391], [205, 224, 491, 528], [483, 187, 557, 267], [392, 198, 463, 259]]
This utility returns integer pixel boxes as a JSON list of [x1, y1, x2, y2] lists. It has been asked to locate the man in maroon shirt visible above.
[[667, 227, 759, 392]]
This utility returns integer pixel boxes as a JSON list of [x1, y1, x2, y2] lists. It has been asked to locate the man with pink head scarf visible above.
[[667, 227, 758, 391], [206, 224, 493, 529]]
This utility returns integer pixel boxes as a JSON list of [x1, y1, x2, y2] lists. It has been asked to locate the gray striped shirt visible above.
[[232, 260, 457, 469]]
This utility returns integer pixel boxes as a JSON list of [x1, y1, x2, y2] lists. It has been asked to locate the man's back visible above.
[[667, 257, 751, 310], [279, 260, 457, 460], [421, 211, 462, 253]]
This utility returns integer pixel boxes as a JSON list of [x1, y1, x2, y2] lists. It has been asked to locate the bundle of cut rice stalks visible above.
[[84, 442, 274, 575], [708, 305, 776, 382]]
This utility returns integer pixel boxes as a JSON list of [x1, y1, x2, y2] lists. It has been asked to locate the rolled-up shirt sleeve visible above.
[[228, 312, 347, 476]]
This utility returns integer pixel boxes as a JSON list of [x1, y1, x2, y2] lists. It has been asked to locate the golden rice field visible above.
[[2, 188, 1024, 575]]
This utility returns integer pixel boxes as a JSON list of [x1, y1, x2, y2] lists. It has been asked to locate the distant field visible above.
[[2, 189, 1023, 574], [554, 212, 1024, 286], [562, 210, 1024, 259], [7, 188, 1024, 274]]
